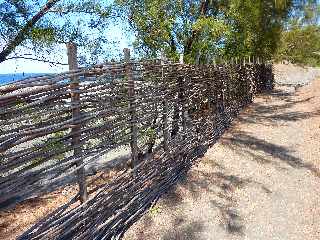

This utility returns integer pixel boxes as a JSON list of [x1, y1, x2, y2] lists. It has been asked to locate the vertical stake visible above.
[[67, 42, 88, 203], [179, 54, 187, 132], [124, 48, 139, 169], [195, 51, 200, 65], [179, 54, 184, 64], [161, 53, 170, 154]]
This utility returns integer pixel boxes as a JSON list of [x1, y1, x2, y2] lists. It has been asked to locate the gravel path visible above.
[[123, 71, 320, 239], [274, 63, 320, 86]]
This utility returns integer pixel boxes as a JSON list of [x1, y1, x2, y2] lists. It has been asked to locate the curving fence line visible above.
[[0, 57, 273, 239]]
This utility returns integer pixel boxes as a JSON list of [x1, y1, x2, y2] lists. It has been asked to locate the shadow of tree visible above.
[[159, 158, 272, 238], [264, 87, 304, 101], [221, 131, 320, 177], [210, 200, 245, 236], [162, 220, 205, 240], [238, 96, 319, 126], [161, 169, 252, 206]]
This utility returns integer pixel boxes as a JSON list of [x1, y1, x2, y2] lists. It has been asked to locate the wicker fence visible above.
[[0, 49, 273, 239]]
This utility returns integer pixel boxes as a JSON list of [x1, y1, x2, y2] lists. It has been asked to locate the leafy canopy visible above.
[[275, 1, 320, 66], [1, 0, 318, 66], [276, 25, 320, 66], [0, 0, 114, 64], [116, 0, 292, 63]]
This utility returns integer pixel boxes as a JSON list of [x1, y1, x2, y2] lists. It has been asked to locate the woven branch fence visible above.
[[0, 49, 273, 239]]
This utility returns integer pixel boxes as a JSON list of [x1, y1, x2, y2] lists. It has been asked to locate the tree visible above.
[[277, 25, 320, 66], [274, 0, 320, 66], [116, 0, 292, 63], [0, 0, 113, 64], [224, 1, 289, 59], [287, 0, 319, 26], [116, 0, 229, 62], [1, 0, 315, 66]]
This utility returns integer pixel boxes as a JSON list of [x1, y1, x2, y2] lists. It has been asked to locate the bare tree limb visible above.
[[5, 56, 68, 66]]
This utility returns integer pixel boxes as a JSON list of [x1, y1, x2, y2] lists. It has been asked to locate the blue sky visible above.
[[0, 44, 68, 74]]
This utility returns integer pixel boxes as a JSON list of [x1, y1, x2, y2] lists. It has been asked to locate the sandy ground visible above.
[[123, 79, 320, 240]]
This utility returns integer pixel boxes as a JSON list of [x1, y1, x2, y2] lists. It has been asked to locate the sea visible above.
[[0, 73, 48, 85]]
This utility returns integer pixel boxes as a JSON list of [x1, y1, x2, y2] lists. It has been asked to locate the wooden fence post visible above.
[[171, 54, 185, 137], [124, 48, 139, 169], [67, 42, 88, 203], [195, 51, 201, 65], [179, 54, 187, 133], [179, 54, 184, 64], [161, 53, 170, 154]]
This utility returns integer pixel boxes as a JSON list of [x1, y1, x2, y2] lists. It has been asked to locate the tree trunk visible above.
[[183, 0, 210, 57]]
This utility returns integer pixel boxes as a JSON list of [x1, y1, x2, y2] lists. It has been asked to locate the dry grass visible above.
[[0, 187, 78, 240], [0, 169, 121, 240]]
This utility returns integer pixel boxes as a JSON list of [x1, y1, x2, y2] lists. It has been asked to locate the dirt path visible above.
[[123, 79, 320, 240]]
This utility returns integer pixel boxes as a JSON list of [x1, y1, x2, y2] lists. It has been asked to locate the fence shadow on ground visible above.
[[153, 153, 273, 239], [151, 172, 247, 238], [149, 86, 320, 240], [210, 200, 245, 236]]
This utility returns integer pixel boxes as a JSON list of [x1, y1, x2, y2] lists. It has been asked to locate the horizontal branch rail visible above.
[[0, 56, 273, 239]]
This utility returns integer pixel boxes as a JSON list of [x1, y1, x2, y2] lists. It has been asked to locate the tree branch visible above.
[[5, 56, 68, 66], [184, 0, 210, 56], [0, 0, 61, 63]]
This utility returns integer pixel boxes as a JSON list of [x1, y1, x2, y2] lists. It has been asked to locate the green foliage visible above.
[[289, 0, 319, 25], [274, 1, 320, 66], [149, 205, 161, 216], [117, 0, 179, 59], [0, 0, 114, 64], [1, 0, 317, 65], [31, 130, 67, 167], [275, 25, 320, 66], [141, 127, 156, 145], [116, 0, 235, 62], [117, 0, 292, 63], [30, 27, 56, 46], [223, 0, 291, 60]]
